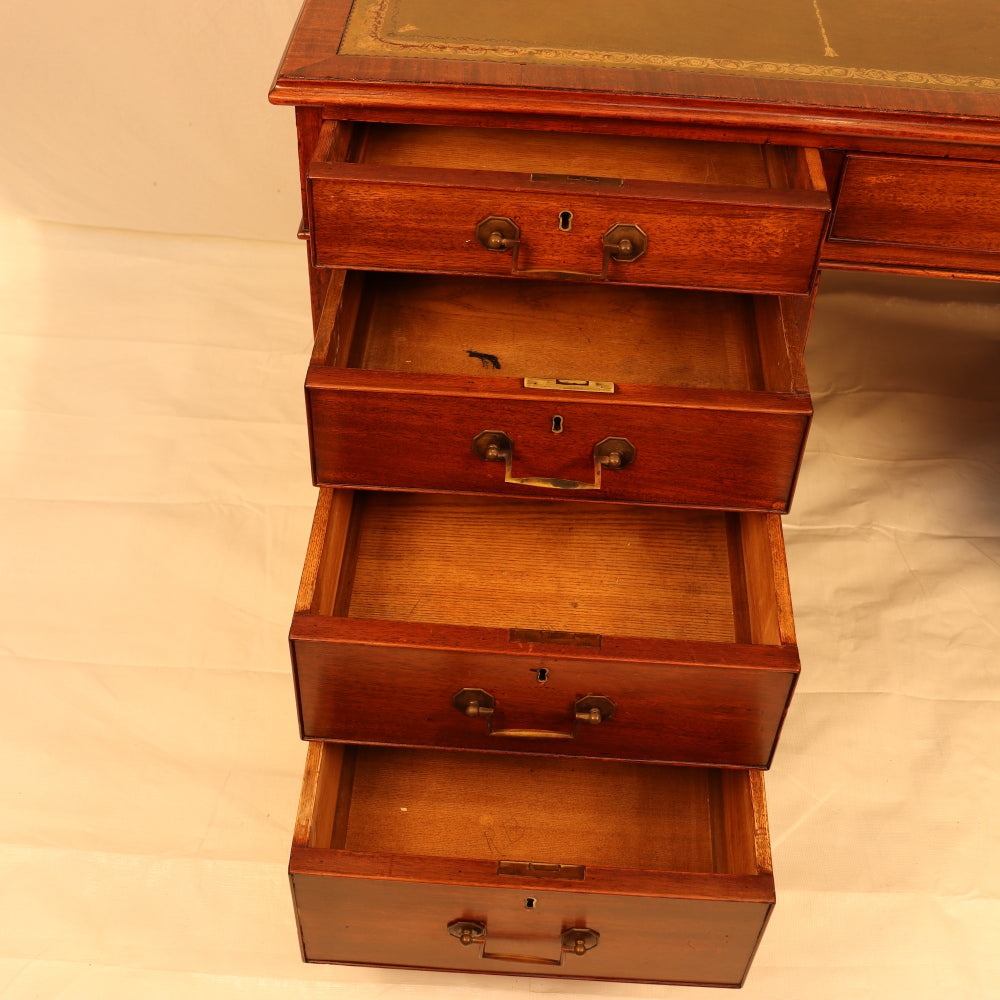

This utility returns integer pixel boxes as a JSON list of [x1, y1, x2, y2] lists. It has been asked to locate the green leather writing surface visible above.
[[339, 0, 1000, 92]]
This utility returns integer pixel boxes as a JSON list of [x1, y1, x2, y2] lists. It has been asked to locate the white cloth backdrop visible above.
[[2, 3, 999, 997]]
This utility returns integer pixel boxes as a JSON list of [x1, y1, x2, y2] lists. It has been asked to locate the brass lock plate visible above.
[[529, 173, 624, 187], [497, 860, 587, 880], [523, 378, 615, 393]]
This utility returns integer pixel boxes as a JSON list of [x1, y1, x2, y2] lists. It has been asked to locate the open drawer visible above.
[[290, 489, 799, 769], [306, 271, 812, 512], [290, 742, 775, 986], [306, 122, 829, 294]]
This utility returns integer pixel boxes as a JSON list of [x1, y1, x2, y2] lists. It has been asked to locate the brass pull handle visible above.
[[473, 431, 636, 491], [453, 689, 615, 739], [448, 920, 599, 965], [476, 216, 646, 282]]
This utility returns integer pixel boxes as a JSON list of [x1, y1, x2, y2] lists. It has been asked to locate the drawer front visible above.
[[292, 625, 798, 768], [309, 168, 826, 293], [291, 491, 799, 770], [825, 154, 1000, 276], [291, 871, 771, 986], [306, 371, 810, 512]]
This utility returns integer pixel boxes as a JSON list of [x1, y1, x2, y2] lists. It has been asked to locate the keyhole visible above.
[[535, 668, 549, 683], [525, 897, 537, 909], [551, 415, 563, 434], [558, 210, 573, 232]]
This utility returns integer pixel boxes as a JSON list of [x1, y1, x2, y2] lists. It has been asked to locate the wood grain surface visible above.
[[345, 273, 766, 390], [335, 747, 721, 872], [824, 154, 1000, 278], [354, 124, 775, 186], [307, 123, 828, 294], [289, 490, 799, 768], [305, 271, 812, 510], [288, 743, 775, 984], [341, 493, 736, 640]]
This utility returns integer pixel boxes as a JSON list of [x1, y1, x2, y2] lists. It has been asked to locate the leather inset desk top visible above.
[[339, 0, 1000, 92]]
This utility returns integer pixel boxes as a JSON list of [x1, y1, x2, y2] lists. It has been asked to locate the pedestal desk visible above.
[[269, 1, 1000, 987]]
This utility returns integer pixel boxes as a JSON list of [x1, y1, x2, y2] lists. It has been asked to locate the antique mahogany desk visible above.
[[270, 0, 1000, 987]]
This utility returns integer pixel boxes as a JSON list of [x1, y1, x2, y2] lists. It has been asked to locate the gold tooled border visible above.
[[339, 0, 1000, 93]]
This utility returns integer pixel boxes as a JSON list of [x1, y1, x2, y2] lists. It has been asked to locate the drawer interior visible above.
[[301, 742, 770, 877], [315, 272, 805, 395], [340, 123, 814, 193], [311, 491, 790, 647]]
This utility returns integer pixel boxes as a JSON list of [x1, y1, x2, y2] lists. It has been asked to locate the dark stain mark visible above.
[[467, 350, 501, 370]]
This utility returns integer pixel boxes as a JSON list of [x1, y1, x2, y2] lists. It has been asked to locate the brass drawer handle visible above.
[[453, 688, 615, 739], [476, 216, 646, 282], [473, 431, 636, 491], [448, 920, 599, 965]]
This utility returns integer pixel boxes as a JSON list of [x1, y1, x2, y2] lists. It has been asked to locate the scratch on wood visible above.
[[811, 0, 839, 57], [467, 350, 501, 369]]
